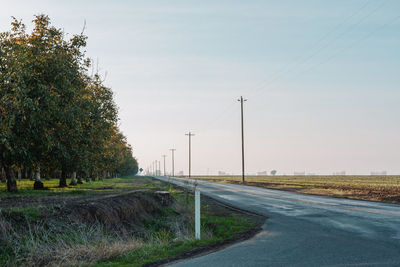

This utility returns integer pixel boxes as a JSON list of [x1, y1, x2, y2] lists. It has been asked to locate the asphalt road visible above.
[[154, 176, 400, 267]]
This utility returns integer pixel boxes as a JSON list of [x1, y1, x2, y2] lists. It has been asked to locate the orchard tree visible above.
[[0, 15, 92, 189], [0, 15, 138, 192], [0, 18, 30, 192]]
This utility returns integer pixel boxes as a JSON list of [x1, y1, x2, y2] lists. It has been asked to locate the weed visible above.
[[0, 176, 258, 266], [0, 214, 143, 266], [97, 189, 255, 267], [7, 207, 41, 219]]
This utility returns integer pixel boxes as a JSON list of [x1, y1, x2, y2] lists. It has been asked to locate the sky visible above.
[[1, 0, 399, 175]]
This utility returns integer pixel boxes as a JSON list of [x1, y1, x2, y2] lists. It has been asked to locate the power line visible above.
[[299, 13, 400, 76], [247, 0, 374, 94], [195, 0, 386, 138], [203, 1, 395, 138], [250, 0, 390, 98]]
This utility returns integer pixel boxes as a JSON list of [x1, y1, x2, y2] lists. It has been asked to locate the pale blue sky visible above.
[[1, 0, 399, 175]]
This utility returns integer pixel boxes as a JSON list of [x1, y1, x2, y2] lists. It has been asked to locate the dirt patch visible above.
[[0, 191, 105, 209], [63, 191, 166, 230]]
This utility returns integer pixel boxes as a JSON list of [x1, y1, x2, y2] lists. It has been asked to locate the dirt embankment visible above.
[[62, 191, 166, 229], [60, 190, 265, 266], [0, 186, 265, 266]]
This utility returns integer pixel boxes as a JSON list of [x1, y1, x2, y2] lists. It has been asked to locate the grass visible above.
[[0, 216, 143, 266], [97, 240, 204, 267], [95, 179, 256, 266], [0, 176, 149, 196], [96, 214, 254, 267], [203, 216, 253, 240], [0, 176, 259, 266], [192, 175, 400, 203], [6, 207, 41, 218]]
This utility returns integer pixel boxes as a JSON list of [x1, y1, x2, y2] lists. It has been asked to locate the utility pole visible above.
[[158, 161, 161, 176], [162, 155, 167, 176], [238, 96, 247, 183], [185, 132, 195, 178], [170, 149, 176, 176]]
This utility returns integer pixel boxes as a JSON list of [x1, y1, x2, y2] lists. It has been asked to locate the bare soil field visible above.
[[192, 175, 400, 204]]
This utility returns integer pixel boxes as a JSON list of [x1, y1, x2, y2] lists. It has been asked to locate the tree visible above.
[[0, 15, 138, 192]]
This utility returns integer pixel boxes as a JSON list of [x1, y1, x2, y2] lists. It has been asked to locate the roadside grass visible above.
[[96, 179, 256, 267], [96, 209, 254, 267], [0, 177, 258, 266], [0, 176, 152, 196], [0, 214, 143, 266], [5, 207, 41, 218], [192, 175, 400, 203], [96, 239, 209, 267]]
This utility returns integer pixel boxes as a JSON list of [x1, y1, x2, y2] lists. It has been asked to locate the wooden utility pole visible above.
[[238, 96, 247, 183], [185, 132, 195, 178], [162, 155, 167, 176], [169, 149, 176, 176]]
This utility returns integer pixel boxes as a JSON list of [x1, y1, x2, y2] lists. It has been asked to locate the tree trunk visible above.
[[34, 165, 44, 190], [30, 169, 34, 180], [17, 169, 22, 181], [101, 170, 107, 180], [5, 166, 17, 193], [59, 170, 67, 187], [69, 171, 77, 186], [1, 167, 5, 183]]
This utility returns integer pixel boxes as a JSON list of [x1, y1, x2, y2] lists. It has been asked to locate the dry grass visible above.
[[0, 213, 146, 267], [0, 177, 257, 266], [0, 194, 198, 266], [26, 239, 144, 267]]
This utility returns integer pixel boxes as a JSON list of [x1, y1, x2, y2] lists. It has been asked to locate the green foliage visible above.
[[202, 216, 253, 240], [0, 15, 138, 192]]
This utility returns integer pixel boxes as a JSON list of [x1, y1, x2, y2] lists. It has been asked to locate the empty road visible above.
[[154, 176, 400, 267]]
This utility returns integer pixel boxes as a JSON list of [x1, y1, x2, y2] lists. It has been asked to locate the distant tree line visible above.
[[0, 15, 138, 192]]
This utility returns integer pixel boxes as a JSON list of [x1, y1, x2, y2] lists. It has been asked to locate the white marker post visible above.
[[195, 190, 201, 239]]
